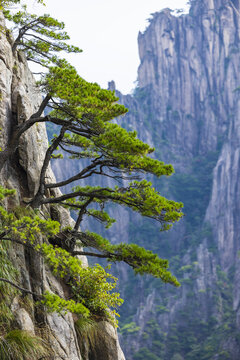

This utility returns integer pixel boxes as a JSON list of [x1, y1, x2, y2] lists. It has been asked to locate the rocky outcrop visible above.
[[0, 10, 125, 360]]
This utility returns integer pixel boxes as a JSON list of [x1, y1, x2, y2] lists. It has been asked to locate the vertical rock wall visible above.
[[114, 0, 240, 358]]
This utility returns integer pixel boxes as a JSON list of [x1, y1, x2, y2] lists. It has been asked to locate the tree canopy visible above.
[[0, 0, 184, 326], [2, 1, 81, 65]]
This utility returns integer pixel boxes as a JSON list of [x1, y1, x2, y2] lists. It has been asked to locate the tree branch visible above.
[[40, 187, 114, 205], [12, 18, 41, 52], [0, 277, 41, 298], [46, 160, 106, 189], [31, 94, 51, 118], [1, 237, 35, 249], [71, 251, 112, 258], [23, 33, 69, 52], [31, 126, 67, 208], [74, 197, 93, 232]]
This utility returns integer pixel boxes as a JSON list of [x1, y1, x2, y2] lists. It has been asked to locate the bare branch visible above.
[[0, 277, 41, 298], [41, 187, 115, 205], [46, 160, 105, 189], [31, 126, 67, 208], [71, 251, 112, 258], [74, 197, 93, 231], [1, 237, 35, 249], [12, 18, 41, 52], [23, 33, 68, 51], [31, 94, 51, 118], [26, 58, 50, 68]]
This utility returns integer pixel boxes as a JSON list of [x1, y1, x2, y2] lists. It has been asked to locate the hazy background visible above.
[[25, 0, 189, 93]]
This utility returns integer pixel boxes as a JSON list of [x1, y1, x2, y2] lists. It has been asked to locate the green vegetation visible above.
[[0, 2, 184, 351], [0, 0, 44, 11], [127, 268, 237, 360], [0, 239, 18, 328], [114, 85, 225, 359], [0, 1, 235, 359], [133, 347, 160, 360], [120, 322, 140, 335], [162, 266, 237, 360], [169, 151, 219, 229], [0, 186, 123, 325], [75, 317, 101, 360], [0, 330, 48, 360], [3, 3, 81, 65]]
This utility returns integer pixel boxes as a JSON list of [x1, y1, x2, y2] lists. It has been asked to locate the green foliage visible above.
[[75, 317, 105, 360], [120, 322, 140, 335], [87, 209, 115, 229], [44, 69, 173, 174], [44, 61, 127, 120], [1, 0, 185, 333], [82, 231, 180, 286], [0, 187, 123, 326], [0, 240, 18, 296], [1, 0, 45, 8], [3, 2, 81, 65], [51, 152, 63, 159], [133, 347, 160, 360], [0, 208, 59, 245], [0, 188, 19, 329], [0, 330, 48, 360], [67, 180, 183, 231], [0, 187, 15, 200], [41, 291, 90, 317], [38, 242, 123, 324], [169, 152, 219, 229], [0, 0, 20, 9]]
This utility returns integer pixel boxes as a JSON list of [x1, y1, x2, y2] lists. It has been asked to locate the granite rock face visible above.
[[0, 10, 125, 360], [113, 0, 240, 358]]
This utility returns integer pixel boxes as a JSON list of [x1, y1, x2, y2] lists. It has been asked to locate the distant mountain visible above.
[[52, 0, 240, 358]]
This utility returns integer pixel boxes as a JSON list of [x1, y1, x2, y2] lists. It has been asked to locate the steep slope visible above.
[[0, 10, 125, 360]]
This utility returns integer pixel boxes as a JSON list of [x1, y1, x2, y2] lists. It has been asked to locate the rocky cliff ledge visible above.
[[0, 11, 125, 360]]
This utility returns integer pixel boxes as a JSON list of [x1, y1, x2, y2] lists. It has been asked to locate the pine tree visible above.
[[0, 0, 184, 325], [2, 1, 81, 64]]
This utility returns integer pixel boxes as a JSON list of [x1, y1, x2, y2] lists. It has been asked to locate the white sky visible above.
[[26, 0, 190, 94]]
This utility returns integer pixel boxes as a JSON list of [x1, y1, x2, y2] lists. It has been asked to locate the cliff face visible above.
[[137, 0, 239, 159], [135, 0, 240, 273], [113, 0, 240, 358], [0, 11, 125, 360], [138, 0, 240, 286]]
